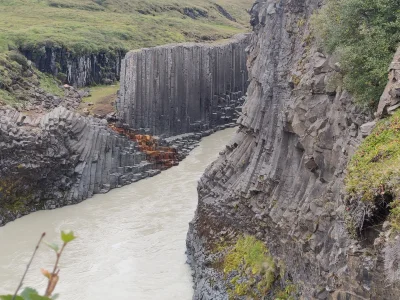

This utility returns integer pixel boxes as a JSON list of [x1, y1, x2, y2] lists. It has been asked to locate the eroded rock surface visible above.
[[187, 0, 400, 299], [22, 48, 125, 88], [117, 34, 249, 136], [0, 106, 157, 225]]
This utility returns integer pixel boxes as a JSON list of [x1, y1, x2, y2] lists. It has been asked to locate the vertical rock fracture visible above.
[[118, 34, 249, 136]]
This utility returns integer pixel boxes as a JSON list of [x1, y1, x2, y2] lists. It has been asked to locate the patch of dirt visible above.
[[78, 93, 116, 118]]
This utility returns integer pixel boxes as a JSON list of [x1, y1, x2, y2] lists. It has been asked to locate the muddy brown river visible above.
[[0, 128, 236, 300]]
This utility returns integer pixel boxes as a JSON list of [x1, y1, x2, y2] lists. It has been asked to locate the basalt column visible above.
[[117, 34, 250, 136]]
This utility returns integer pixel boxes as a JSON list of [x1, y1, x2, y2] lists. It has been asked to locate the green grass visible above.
[[346, 110, 400, 202], [223, 235, 276, 299], [82, 84, 120, 103], [0, 50, 63, 107], [346, 110, 400, 231], [0, 0, 253, 54], [0, 89, 17, 106], [39, 73, 64, 97]]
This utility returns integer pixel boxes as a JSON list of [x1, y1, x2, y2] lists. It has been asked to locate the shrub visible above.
[[312, 0, 400, 107]]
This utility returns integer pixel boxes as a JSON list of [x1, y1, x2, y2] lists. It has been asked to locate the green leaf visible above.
[[21, 287, 39, 300], [61, 230, 76, 244], [0, 296, 24, 300], [30, 295, 51, 300], [44, 242, 59, 253]]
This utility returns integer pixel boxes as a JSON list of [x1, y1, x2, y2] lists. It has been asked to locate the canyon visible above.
[[1, 0, 400, 299], [0, 36, 249, 226]]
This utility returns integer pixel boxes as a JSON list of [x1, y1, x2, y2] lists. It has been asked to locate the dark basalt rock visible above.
[[21, 47, 125, 88], [187, 0, 400, 299], [117, 34, 250, 137]]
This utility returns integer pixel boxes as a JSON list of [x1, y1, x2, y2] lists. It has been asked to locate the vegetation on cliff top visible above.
[[0, 0, 252, 55], [0, 51, 63, 107], [312, 0, 400, 107], [346, 109, 400, 230]]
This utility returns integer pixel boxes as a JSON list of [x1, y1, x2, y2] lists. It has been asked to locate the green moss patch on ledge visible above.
[[346, 110, 400, 202], [222, 235, 276, 299], [0, 51, 63, 107], [346, 110, 400, 231]]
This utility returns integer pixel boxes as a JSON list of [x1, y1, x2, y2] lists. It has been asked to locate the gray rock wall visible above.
[[21, 47, 125, 87], [0, 106, 154, 226], [117, 34, 249, 136], [187, 0, 400, 299]]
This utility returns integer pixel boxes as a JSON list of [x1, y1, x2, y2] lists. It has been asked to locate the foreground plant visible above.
[[0, 231, 77, 300]]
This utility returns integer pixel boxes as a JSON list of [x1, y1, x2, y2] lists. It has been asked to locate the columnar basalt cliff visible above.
[[21, 47, 125, 87], [187, 0, 400, 299], [117, 34, 249, 136], [0, 106, 158, 225]]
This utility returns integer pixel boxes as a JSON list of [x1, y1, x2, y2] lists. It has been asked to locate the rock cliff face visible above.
[[187, 0, 400, 299], [0, 106, 158, 226], [21, 47, 125, 87], [117, 34, 249, 136]]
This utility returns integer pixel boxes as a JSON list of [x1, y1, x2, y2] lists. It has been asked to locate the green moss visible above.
[[38, 73, 64, 97], [0, 178, 31, 214], [390, 200, 400, 232], [345, 110, 400, 230], [0, 89, 17, 105], [346, 110, 400, 202], [275, 282, 298, 300], [223, 235, 276, 299], [0, 50, 64, 106]]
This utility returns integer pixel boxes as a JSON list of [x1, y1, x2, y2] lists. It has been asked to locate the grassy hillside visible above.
[[0, 0, 253, 54]]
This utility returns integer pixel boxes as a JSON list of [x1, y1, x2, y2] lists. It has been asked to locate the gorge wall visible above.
[[21, 47, 125, 87], [117, 34, 249, 137], [0, 106, 156, 226], [187, 0, 400, 299]]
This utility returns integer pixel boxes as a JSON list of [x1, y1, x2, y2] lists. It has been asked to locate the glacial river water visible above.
[[0, 128, 236, 300]]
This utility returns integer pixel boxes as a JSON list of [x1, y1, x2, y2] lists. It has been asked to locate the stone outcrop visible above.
[[0, 106, 161, 226], [187, 0, 400, 299], [376, 47, 400, 119], [21, 47, 125, 88], [117, 34, 249, 137]]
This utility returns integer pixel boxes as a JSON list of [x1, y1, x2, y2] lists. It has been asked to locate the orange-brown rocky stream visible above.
[[109, 123, 179, 169]]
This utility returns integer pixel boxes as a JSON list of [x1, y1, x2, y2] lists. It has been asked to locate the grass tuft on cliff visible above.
[[223, 235, 276, 298], [312, 0, 400, 107], [0, 0, 253, 55], [0, 51, 63, 107], [346, 109, 400, 230]]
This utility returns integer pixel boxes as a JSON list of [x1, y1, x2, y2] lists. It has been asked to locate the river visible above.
[[0, 128, 236, 300]]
